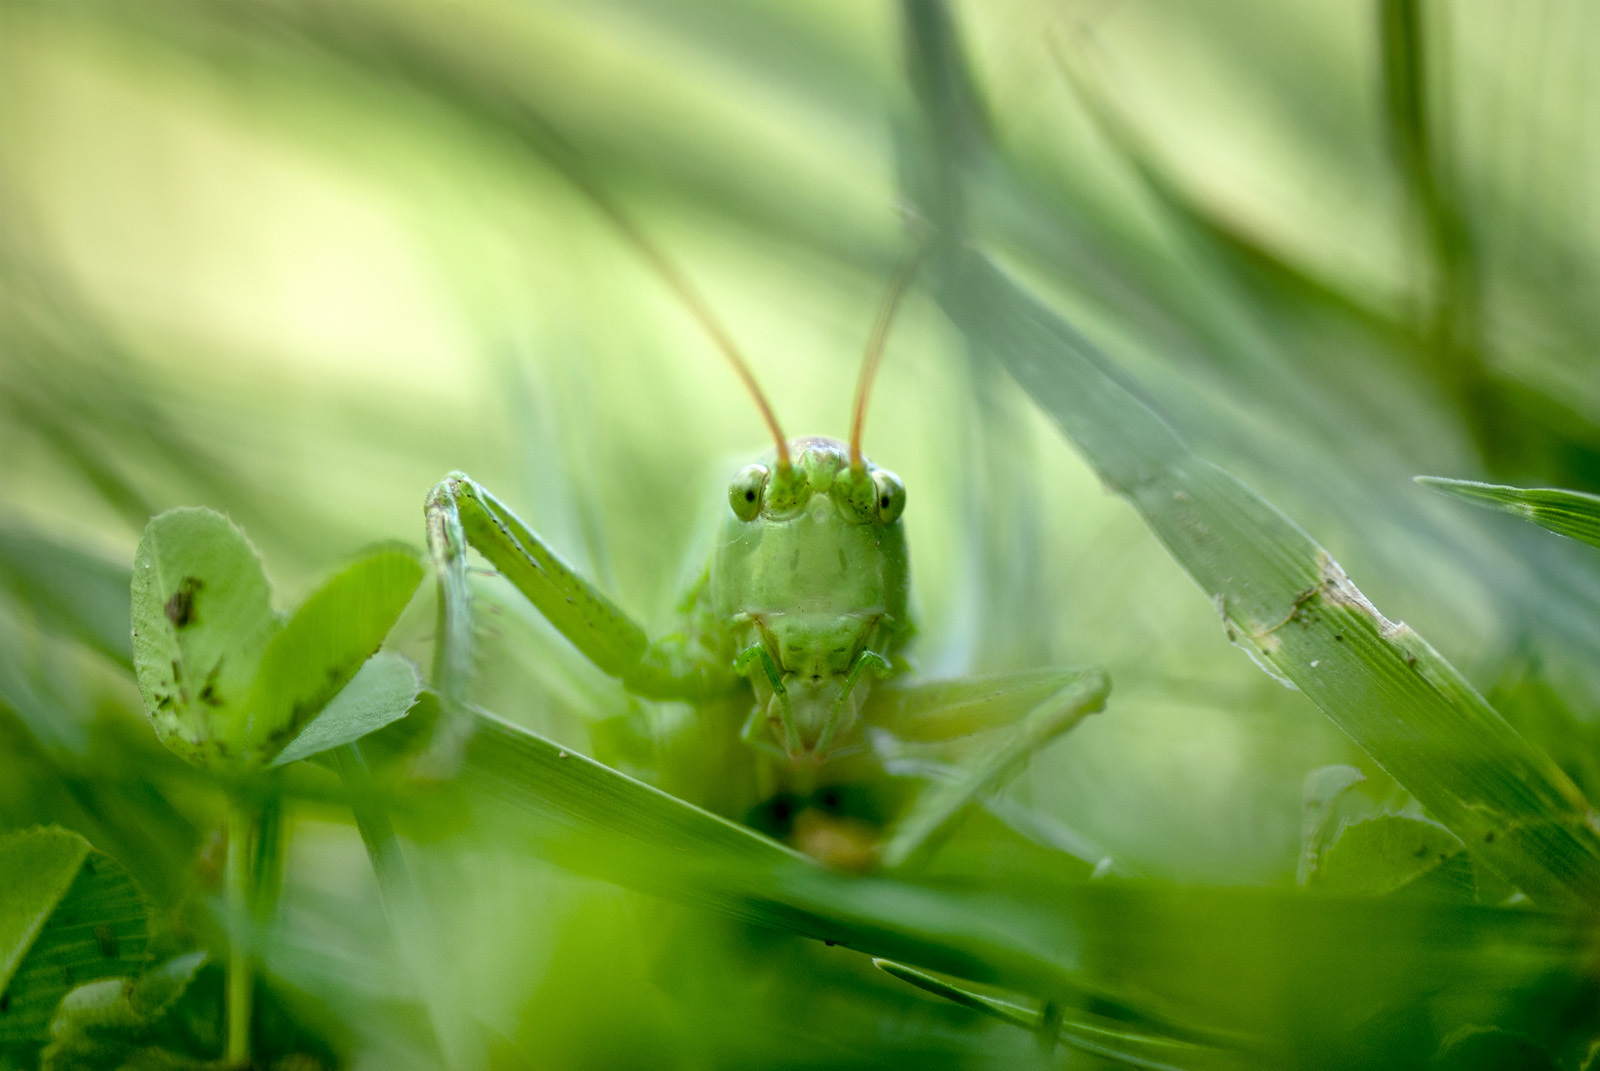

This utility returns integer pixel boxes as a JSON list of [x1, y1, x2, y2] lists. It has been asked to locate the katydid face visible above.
[[712, 437, 912, 760]]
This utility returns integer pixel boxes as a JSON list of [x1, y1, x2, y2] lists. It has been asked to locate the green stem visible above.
[[225, 794, 257, 1069]]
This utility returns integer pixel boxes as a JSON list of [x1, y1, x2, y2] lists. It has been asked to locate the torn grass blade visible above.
[[927, 253, 1600, 909]]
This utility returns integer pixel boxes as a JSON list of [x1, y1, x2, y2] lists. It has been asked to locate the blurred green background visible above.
[[3, 1, 1600, 1067]]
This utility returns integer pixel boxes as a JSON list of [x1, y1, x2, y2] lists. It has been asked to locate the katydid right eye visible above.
[[872, 469, 906, 524], [729, 464, 768, 521]]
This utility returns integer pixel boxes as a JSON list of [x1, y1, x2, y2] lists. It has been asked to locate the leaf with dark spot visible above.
[[162, 576, 203, 628], [131, 508, 278, 768]]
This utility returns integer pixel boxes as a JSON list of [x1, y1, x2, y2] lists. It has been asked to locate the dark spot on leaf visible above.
[[171, 659, 192, 706], [1413, 844, 1427, 857], [1484, 830, 1496, 843], [83, 858, 96, 875], [1, 993, 10, 1012], [199, 663, 224, 707], [824, 940, 835, 947], [94, 925, 118, 958], [164, 577, 204, 628], [1334, 634, 1344, 642]]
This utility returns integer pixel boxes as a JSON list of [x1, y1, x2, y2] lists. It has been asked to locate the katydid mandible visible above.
[[424, 227, 1107, 871]]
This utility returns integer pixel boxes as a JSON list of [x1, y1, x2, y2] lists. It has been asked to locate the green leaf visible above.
[[0, 527, 133, 668], [1416, 478, 1600, 550], [131, 508, 278, 768], [40, 953, 207, 1071], [270, 652, 421, 767], [243, 544, 422, 760], [0, 828, 150, 1045], [1297, 765, 1366, 886], [1, 828, 87, 992], [1313, 816, 1474, 900]]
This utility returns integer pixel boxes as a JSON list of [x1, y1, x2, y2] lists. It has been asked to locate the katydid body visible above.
[[425, 437, 1107, 870], [422, 148, 1103, 868]]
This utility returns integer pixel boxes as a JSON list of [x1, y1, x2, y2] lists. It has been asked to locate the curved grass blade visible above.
[[451, 707, 1592, 1060], [900, 0, 1600, 909], [874, 959, 1244, 1071], [1416, 478, 1600, 551], [457, 707, 1203, 1036]]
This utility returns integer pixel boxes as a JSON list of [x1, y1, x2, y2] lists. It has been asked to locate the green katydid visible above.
[[424, 200, 1108, 872]]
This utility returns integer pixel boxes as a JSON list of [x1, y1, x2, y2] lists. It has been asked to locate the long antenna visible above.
[[849, 249, 925, 470], [518, 116, 790, 467]]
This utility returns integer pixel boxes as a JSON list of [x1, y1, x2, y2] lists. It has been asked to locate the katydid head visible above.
[[712, 437, 912, 762], [674, 244, 920, 762]]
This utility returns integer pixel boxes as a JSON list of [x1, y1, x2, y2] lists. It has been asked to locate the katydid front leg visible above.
[[866, 666, 1110, 870], [423, 473, 738, 763]]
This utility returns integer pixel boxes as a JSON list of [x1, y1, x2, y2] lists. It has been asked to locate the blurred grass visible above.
[[3, 0, 1600, 1067]]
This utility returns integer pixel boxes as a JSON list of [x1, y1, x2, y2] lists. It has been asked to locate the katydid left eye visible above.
[[729, 464, 768, 521], [872, 469, 905, 523]]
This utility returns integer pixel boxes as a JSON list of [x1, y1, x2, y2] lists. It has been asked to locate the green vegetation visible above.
[[3, 1, 1600, 1068]]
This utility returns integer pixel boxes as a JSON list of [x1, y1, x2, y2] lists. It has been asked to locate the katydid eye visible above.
[[729, 464, 768, 521], [872, 469, 905, 524]]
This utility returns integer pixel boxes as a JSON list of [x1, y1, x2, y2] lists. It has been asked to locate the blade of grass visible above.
[[1416, 478, 1600, 550], [1378, 0, 1493, 456], [456, 706, 1217, 1043], [451, 705, 1590, 1056], [336, 744, 480, 1071], [900, 0, 1600, 909], [874, 959, 1244, 1071], [0, 527, 133, 670]]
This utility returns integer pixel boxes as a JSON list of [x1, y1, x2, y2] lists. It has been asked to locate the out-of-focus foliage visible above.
[[4, 0, 1600, 1067], [0, 828, 150, 1052]]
